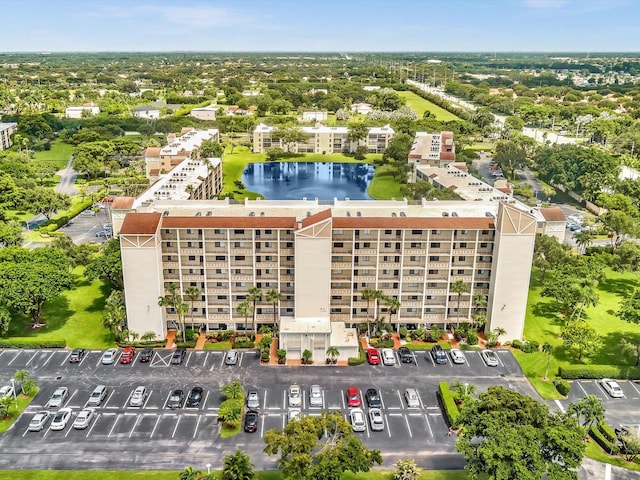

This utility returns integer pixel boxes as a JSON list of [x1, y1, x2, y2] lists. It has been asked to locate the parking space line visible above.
[[396, 390, 404, 409], [149, 415, 161, 438], [240, 352, 244, 367], [202, 391, 210, 410], [103, 390, 116, 408], [423, 413, 433, 437], [283, 390, 287, 409], [65, 389, 79, 408], [404, 415, 413, 438], [7, 351, 20, 366], [86, 414, 100, 437], [41, 351, 56, 368], [171, 416, 181, 438], [128, 414, 142, 438], [108, 415, 121, 438], [426, 352, 435, 367], [60, 351, 72, 367], [341, 393, 345, 410], [219, 354, 226, 369], [260, 415, 265, 437], [554, 400, 566, 413], [322, 390, 325, 409], [193, 415, 202, 438], [143, 390, 153, 409], [629, 381, 640, 396], [416, 391, 425, 410], [25, 351, 38, 366], [384, 414, 391, 437], [380, 392, 386, 409], [576, 382, 589, 396], [495, 353, 505, 368]]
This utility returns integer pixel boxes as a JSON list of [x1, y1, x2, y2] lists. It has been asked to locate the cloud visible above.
[[521, 0, 569, 8]]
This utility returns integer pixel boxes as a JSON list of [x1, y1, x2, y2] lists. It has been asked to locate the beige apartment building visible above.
[[144, 128, 219, 178], [408, 131, 456, 180], [116, 196, 543, 359], [252, 123, 394, 155], [0, 122, 17, 151]]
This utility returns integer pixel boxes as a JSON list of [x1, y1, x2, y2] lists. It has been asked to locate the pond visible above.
[[241, 162, 375, 200]]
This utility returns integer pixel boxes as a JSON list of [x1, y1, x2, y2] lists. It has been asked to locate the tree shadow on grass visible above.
[[594, 331, 640, 367], [34, 296, 72, 335], [531, 301, 565, 327], [83, 283, 112, 314], [599, 277, 638, 298]]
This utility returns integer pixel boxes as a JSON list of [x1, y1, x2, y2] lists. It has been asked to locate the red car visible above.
[[119, 347, 135, 364], [366, 348, 380, 365], [346, 387, 361, 408]]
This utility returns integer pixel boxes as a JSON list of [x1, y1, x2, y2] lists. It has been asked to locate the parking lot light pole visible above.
[[206, 464, 211, 475], [10, 378, 17, 407], [464, 382, 468, 398]]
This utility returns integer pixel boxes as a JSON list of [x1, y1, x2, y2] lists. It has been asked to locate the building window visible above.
[[265, 230, 272, 234], [428, 269, 438, 274], [430, 242, 440, 248], [431, 230, 439, 235], [334, 242, 344, 248], [215, 255, 225, 261], [410, 242, 421, 248], [457, 269, 465, 274], [214, 229, 222, 234], [364, 229, 371, 235], [166, 242, 173, 247], [429, 256, 439, 261], [384, 230, 392, 235], [334, 229, 343, 235], [458, 256, 466, 261], [235, 256, 245, 261], [214, 241, 225, 248]]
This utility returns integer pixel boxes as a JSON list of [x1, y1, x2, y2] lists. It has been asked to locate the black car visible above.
[[139, 349, 154, 363], [69, 348, 86, 363], [365, 388, 382, 408], [186, 387, 203, 408], [167, 389, 185, 409], [171, 349, 186, 365], [243, 410, 258, 433], [398, 346, 413, 364], [430, 345, 447, 365]]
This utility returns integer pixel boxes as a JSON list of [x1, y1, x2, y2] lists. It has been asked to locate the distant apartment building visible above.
[[190, 106, 218, 121], [65, 103, 100, 119], [301, 111, 328, 122], [144, 128, 219, 178], [252, 123, 394, 154], [0, 122, 17, 151], [132, 105, 161, 119], [115, 196, 548, 357], [351, 103, 373, 115], [408, 132, 456, 178], [225, 106, 256, 116]]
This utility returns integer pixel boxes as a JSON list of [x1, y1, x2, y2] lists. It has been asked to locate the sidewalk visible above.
[[194, 331, 207, 350], [165, 331, 176, 349]]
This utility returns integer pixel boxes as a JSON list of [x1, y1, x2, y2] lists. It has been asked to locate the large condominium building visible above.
[[408, 132, 456, 180], [144, 128, 219, 178], [116, 193, 550, 360], [0, 122, 17, 151], [252, 123, 394, 155]]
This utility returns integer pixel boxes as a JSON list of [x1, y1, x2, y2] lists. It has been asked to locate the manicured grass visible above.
[[33, 139, 73, 163], [203, 341, 232, 350], [6, 267, 114, 349], [584, 440, 640, 471], [219, 397, 244, 438], [0, 389, 39, 433], [398, 91, 463, 122], [404, 341, 453, 350], [367, 164, 403, 200], [0, 471, 469, 480], [520, 267, 640, 399]]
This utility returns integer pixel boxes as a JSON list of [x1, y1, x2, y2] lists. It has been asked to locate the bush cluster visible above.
[[438, 382, 460, 427], [559, 365, 640, 379], [0, 339, 66, 348], [175, 341, 196, 349], [554, 378, 571, 396], [589, 423, 619, 455], [510, 339, 539, 353], [348, 343, 366, 366]]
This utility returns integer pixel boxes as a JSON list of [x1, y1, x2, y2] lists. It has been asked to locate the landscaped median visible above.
[[0, 386, 40, 433]]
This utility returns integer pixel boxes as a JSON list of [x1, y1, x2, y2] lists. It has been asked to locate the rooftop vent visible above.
[[391, 212, 397, 217], [442, 212, 449, 217], [400, 212, 406, 217], [163, 211, 169, 216], [206, 211, 213, 217], [249, 212, 256, 217], [195, 212, 202, 216], [260, 212, 265, 217]]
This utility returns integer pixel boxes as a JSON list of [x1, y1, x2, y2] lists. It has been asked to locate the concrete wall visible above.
[[294, 233, 332, 318]]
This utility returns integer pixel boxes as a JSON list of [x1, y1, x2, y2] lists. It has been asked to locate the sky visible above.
[[2, 0, 639, 53]]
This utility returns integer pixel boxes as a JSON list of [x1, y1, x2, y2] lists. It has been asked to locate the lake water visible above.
[[241, 162, 375, 200]]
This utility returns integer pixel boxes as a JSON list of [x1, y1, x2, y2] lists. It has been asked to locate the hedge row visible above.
[[116, 341, 167, 349], [599, 421, 617, 444], [438, 382, 460, 427], [589, 423, 619, 455], [559, 365, 640, 379], [233, 340, 255, 349], [0, 339, 66, 348], [175, 341, 197, 349], [348, 343, 366, 366], [39, 198, 95, 233]]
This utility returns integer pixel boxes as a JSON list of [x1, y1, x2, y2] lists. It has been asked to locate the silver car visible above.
[[381, 348, 396, 366], [101, 348, 118, 365], [481, 349, 499, 367], [73, 408, 95, 430], [601, 379, 624, 398], [287, 408, 301, 422], [87, 385, 107, 407], [404, 388, 420, 408], [309, 385, 323, 407], [50, 408, 72, 431], [28, 411, 51, 432], [449, 348, 466, 365], [246, 390, 260, 409], [46, 387, 68, 408], [368, 408, 384, 431], [129, 386, 147, 407], [288, 385, 302, 407], [350, 408, 366, 432]]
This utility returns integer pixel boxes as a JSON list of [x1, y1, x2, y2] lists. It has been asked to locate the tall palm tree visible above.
[[574, 231, 593, 254], [184, 286, 201, 330], [384, 297, 401, 331], [158, 283, 183, 340], [222, 380, 243, 400], [361, 287, 377, 337], [542, 342, 553, 380], [568, 395, 605, 428], [451, 381, 476, 402], [247, 287, 263, 335], [222, 449, 255, 480], [572, 277, 599, 322], [176, 302, 189, 343], [237, 300, 254, 333], [265, 289, 284, 333], [373, 289, 385, 322], [450, 280, 469, 322]]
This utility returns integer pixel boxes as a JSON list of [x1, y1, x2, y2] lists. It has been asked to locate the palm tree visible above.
[[568, 395, 605, 428], [247, 287, 263, 335], [326, 346, 339, 364], [176, 302, 189, 343], [360, 287, 377, 337], [158, 282, 181, 337], [620, 339, 640, 366], [492, 327, 507, 343], [265, 289, 284, 333], [184, 286, 201, 330], [452, 381, 476, 403], [218, 404, 242, 429], [384, 297, 401, 331], [179, 466, 202, 480], [237, 300, 254, 333], [572, 277, 599, 322], [574, 231, 593, 254], [542, 342, 553, 380], [373, 289, 385, 323], [450, 280, 469, 322], [222, 449, 255, 480], [222, 380, 243, 400]]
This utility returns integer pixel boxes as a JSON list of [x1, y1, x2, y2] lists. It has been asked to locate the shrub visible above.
[[175, 341, 196, 349], [599, 421, 617, 443], [559, 365, 640, 379], [0, 339, 66, 348], [554, 378, 571, 396], [369, 337, 380, 346], [466, 331, 478, 345], [589, 424, 619, 455], [220, 330, 236, 341], [259, 334, 273, 349], [233, 340, 255, 349], [399, 327, 408, 339], [521, 341, 540, 353], [348, 343, 366, 366], [511, 339, 523, 350], [438, 382, 460, 427]]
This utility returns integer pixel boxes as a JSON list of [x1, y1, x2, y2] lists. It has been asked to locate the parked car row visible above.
[[71, 348, 240, 367], [28, 407, 96, 432]]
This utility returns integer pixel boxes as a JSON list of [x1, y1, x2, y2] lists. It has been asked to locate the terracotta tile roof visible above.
[[120, 213, 162, 235], [301, 209, 332, 228], [162, 216, 297, 229], [149, 168, 160, 175], [540, 207, 566, 222], [111, 197, 135, 210], [333, 217, 494, 229], [145, 147, 161, 156]]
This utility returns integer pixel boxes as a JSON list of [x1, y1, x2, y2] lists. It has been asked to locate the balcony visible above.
[[206, 262, 228, 268], [331, 288, 351, 295], [181, 248, 202, 254], [207, 287, 228, 294], [450, 275, 472, 282], [230, 248, 253, 255], [332, 262, 353, 269], [163, 262, 179, 268], [452, 248, 475, 255], [354, 248, 376, 255]]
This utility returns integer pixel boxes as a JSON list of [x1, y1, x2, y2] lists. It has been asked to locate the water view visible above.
[[241, 162, 375, 200]]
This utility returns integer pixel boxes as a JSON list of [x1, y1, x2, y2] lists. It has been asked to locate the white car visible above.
[[481, 349, 499, 367], [50, 408, 73, 431], [246, 390, 260, 409], [381, 348, 396, 366], [404, 388, 420, 408], [129, 386, 147, 407], [28, 411, 51, 432], [46, 387, 68, 408], [288, 385, 302, 407], [287, 408, 301, 422], [0, 385, 14, 398], [309, 385, 323, 407], [601, 378, 624, 398], [368, 408, 384, 431], [73, 408, 95, 430], [349, 408, 366, 432], [449, 348, 466, 365], [101, 348, 118, 365]]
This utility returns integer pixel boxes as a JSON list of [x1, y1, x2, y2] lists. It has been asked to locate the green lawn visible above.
[[6, 266, 114, 349], [203, 341, 232, 350], [0, 389, 39, 433], [0, 471, 468, 480], [398, 91, 463, 122], [519, 268, 640, 399], [33, 139, 73, 164]]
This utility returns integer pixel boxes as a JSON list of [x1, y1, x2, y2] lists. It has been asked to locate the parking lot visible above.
[[58, 204, 111, 245], [0, 347, 533, 471]]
